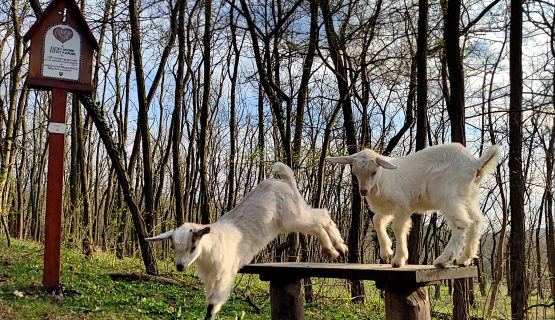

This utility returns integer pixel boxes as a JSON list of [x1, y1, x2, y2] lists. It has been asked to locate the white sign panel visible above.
[[42, 24, 81, 81], [47, 122, 67, 134]]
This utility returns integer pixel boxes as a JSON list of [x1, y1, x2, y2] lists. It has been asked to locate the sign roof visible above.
[[23, 0, 99, 51]]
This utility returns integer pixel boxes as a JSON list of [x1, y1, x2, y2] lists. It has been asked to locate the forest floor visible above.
[[0, 239, 552, 319]]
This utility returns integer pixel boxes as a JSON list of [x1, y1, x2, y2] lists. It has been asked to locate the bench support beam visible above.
[[384, 285, 431, 320], [270, 278, 305, 320]]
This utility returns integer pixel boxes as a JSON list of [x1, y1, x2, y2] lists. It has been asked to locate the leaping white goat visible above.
[[326, 143, 499, 268], [146, 162, 348, 320]]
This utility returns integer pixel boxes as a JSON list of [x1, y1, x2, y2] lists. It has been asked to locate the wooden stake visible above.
[[43, 87, 68, 290]]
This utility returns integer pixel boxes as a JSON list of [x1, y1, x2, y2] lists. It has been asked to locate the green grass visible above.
[[1, 239, 553, 319], [0, 239, 257, 319], [0, 239, 383, 319]]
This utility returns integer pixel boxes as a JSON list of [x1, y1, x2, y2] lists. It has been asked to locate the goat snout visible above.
[[360, 189, 368, 196], [176, 263, 185, 272]]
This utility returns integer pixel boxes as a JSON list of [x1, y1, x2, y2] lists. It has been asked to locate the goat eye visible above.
[[190, 246, 197, 253]]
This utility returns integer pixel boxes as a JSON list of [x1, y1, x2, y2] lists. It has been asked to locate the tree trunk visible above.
[[78, 95, 158, 275], [484, 24, 509, 317], [509, 0, 527, 316], [226, 1, 240, 211], [545, 68, 555, 301], [320, 0, 364, 301], [257, 87, 265, 183], [444, 0, 472, 315], [172, 0, 190, 226], [129, 0, 156, 233], [71, 0, 95, 254], [199, 0, 212, 224], [292, 0, 318, 170], [73, 98, 93, 257], [444, 0, 466, 144], [238, 0, 294, 165], [546, 180, 555, 299], [408, 0, 429, 265]]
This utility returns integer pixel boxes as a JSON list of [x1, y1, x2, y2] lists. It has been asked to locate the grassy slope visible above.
[[0, 239, 384, 319]]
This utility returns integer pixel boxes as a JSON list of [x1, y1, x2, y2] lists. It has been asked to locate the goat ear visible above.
[[192, 227, 210, 241], [145, 229, 174, 241], [325, 155, 355, 165], [375, 157, 399, 170]]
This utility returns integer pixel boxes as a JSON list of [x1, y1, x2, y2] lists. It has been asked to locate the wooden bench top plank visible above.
[[240, 263, 477, 284]]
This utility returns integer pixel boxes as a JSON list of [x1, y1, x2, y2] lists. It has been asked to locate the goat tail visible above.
[[476, 145, 500, 181], [272, 162, 298, 190]]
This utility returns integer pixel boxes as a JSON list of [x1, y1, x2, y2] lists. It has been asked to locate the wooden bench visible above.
[[240, 262, 477, 320]]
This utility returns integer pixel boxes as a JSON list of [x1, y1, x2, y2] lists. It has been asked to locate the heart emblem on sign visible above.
[[53, 27, 73, 44]]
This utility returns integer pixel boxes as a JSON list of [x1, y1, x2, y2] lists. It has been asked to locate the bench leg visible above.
[[453, 278, 471, 320], [384, 284, 431, 320], [269, 278, 305, 320]]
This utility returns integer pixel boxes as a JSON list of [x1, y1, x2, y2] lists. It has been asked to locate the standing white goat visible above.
[[146, 162, 347, 320], [326, 143, 499, 268]]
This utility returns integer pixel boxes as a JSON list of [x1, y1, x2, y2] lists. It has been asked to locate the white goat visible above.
[[326, 143, 499, 268], [146, 162, 348, 320]]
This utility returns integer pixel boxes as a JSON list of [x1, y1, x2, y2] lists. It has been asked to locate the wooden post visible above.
[[269, 277, 305, 320], [43, 87, 68, 290], [453, 278, 470, 320], [384, 284, 431, 320], [23, 0, 98, 292]]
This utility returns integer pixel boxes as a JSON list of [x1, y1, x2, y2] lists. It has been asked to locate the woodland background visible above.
[[0, 0, 554, 318]]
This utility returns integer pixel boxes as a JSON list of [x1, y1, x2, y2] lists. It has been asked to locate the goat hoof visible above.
[[380, 254, 392, 261], [391, 257, 406, 268], [457, 258, 473, 267], [336, 243, 348, 256], [380, 248, 393, 260], [324, 248, 340, 260], [433, 257, 450, 268]]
